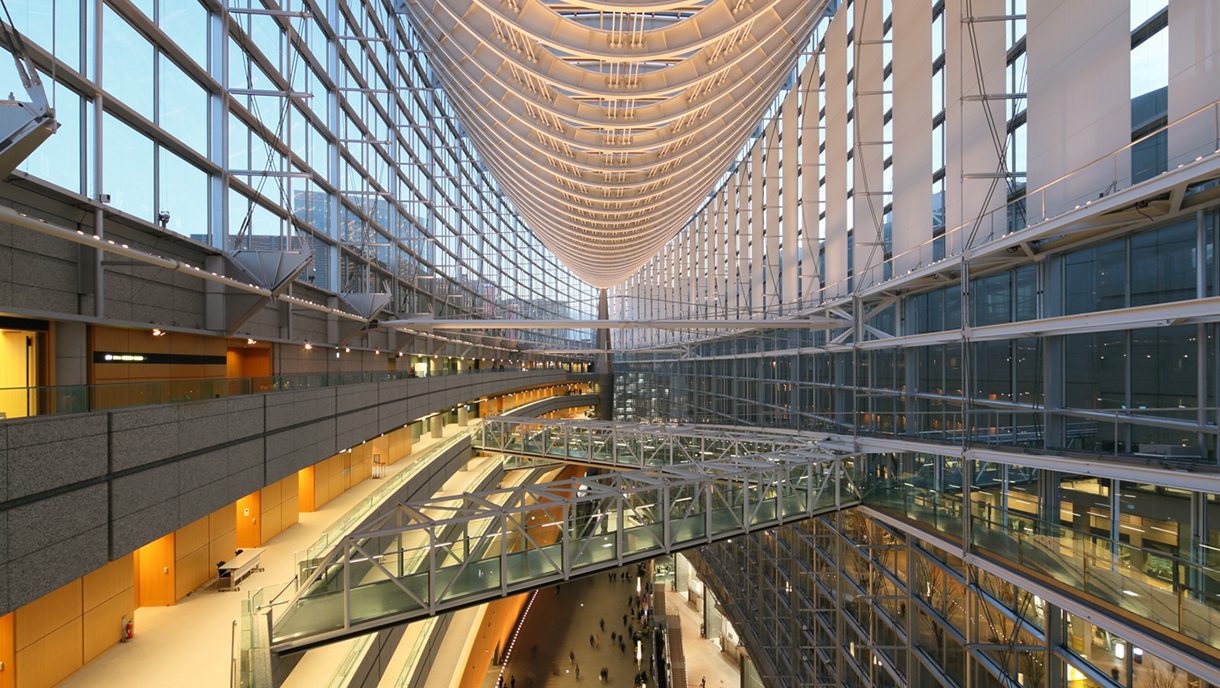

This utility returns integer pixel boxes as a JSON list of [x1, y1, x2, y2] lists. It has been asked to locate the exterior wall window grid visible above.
[[613, 32, 1220, 688], [8, 0, 596, 341], [931, 0, 947, 258], [1005, 0, 1028, 219], [619, 190, 1210, 439]]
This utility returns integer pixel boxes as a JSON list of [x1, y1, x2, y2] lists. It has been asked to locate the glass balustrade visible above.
[[269, 451, 850, 650], [969, 515, 1220, 653]]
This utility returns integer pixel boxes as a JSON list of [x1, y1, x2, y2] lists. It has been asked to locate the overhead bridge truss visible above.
[[476, 415, 855, 467], [268, 427, 855, 653]]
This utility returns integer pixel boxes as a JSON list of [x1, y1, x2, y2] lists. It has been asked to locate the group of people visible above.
[[504, 565, 653, 688], [571, 566, 653, 685]]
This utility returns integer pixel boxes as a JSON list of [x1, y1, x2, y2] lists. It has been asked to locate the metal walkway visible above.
[[477, 416, 854, 468], [267, 427, 856, 653]]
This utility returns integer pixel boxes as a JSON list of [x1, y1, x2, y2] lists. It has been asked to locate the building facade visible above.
[[613, 2, 1220, 688], [0, 0, 1217, 688], [0, 1, 598, 686]]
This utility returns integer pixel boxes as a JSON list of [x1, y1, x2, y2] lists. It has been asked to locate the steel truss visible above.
[[269, 434, 854, 652], [476, 416, 850, 468]]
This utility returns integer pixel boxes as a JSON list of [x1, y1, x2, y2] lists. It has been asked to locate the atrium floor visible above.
[[59, 424, 469, 688], [665, 591, 739, 688]]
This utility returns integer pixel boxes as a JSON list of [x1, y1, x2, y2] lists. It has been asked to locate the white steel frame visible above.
[[269, 431, 852, 652]]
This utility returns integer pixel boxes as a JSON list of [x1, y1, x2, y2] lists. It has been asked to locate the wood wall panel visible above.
[[175, 547, 210, 601], [283, 492, 300, 529], [175, 514, 210, 600], [82, 556, 133, 613], [236, 492, 261, 548], [210, 503, 236, 537], [260, 504, 281, 544], [15, 618, 81, 688], [262, 479, 281, 509], [90, 327, 227, 384], [259, 475, 300, 544], [226, 343, 272, 379], [455, 595, 530, 688], [136, 534, 175, 607], [82, 587, 134, 663], [209, 504, 238, 569], [14, 581, 80, 652], [298, 465, 317, 512], [209, 528, 238, 571], [175, 515, 209, 557], [0, 614, 13, 688]]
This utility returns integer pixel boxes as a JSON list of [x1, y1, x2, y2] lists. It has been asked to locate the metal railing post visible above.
[[343, 541, 351, 630], [616, 490, 624, 565], [662, 484, 672, 549], [427, 527, 436, 611], [742, 473, 750, 531], [500, 514, 508, 596], [562, 503, 571, 578]]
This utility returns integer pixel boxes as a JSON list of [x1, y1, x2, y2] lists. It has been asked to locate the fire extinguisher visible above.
[[121, 615, 134, 642]]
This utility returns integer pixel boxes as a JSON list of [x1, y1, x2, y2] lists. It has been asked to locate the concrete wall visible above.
[[0, 370, 593, 617]]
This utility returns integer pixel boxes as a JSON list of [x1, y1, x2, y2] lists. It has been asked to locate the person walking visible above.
[[570, 650, 576, 665], [589, 634, 595, 648], [511, 676, 516, 688], [575, 665, 581, 680], [599, 618, 605, 631]]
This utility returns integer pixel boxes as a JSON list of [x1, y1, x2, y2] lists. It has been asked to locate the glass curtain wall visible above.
[[0, 0, 596, 351]]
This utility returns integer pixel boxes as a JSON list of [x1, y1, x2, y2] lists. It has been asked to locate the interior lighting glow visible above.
[[151, 329, 165, 336], [103, 354, 146, 362]]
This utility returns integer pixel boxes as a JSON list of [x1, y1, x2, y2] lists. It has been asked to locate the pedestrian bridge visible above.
[[265, 421, 858, 654], [476, 416, 854, 469]]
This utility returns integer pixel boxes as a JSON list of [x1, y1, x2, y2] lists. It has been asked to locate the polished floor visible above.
[[664, 591, 739, 688], [488, 567, 655, 688], [58, 424, 470, 688]]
